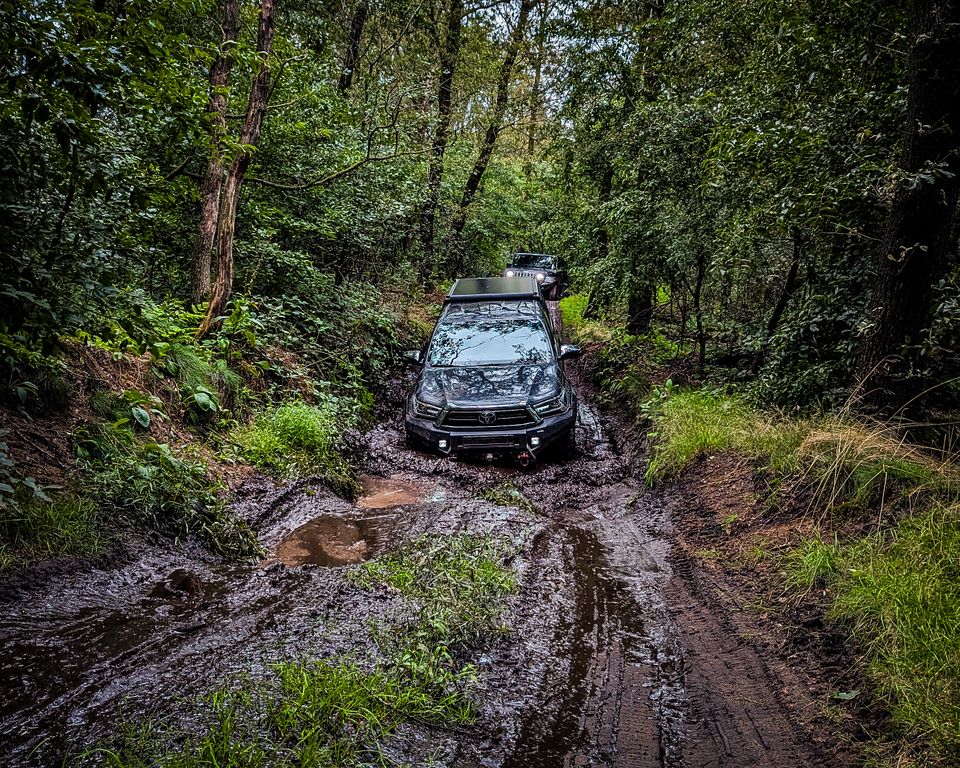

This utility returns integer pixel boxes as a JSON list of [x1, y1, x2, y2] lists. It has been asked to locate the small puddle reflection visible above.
[[275, 516, 384, 566], [357, 475, 428, 509]]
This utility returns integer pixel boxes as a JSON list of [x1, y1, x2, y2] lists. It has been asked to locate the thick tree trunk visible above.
[[338, 0, 369, 94], [198, 0, 276, 339], [192, 0, 240, 306], [627, 280, 654, 335], [447, 0, 535, 265], [419, 0, 464, 280], [855, 0, 960, 409]]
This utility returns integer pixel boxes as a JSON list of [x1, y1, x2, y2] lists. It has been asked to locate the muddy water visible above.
[[1, 312, 826, 767]]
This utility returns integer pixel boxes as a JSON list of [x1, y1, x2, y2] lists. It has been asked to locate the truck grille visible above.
[[441, 406, 537, 429]]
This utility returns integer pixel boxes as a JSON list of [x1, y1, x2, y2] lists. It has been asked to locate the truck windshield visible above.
[[428, 319, 553, 366], [513, 253, 557, 270]]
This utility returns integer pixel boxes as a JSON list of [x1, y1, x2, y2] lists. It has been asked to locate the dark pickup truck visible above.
[[403, 276, 580, 463]]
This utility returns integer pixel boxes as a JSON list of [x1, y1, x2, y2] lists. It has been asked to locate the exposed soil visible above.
[[0, 309, 867, 767]]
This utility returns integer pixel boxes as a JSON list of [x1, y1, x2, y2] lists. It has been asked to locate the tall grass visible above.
[[644, 390, 805, 483], [0, 493, 103, 567]]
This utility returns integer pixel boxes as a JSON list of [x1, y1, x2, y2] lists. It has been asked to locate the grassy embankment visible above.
[[560, 293, 960, 766], [87, 534, 518, 767], [1, 281, 421, 568]]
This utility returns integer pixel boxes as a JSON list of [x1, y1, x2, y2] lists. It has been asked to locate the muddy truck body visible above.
[[404, 276, 581, 462]]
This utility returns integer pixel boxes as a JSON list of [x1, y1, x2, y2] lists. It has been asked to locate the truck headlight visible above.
[[535, 272, 545, 282], [414, 398, 442, 418], [534, 392, 568, 416], [506, 269, 515, 277]]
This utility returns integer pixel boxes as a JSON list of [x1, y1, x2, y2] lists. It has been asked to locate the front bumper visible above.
[[405, 400, 576, 456]]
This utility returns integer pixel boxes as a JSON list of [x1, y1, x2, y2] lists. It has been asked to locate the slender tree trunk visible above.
[[419, 0, 464, 280], [584, 162, 614, 319], [198, 0, 276, 339], [627, 282, 654, 335], [855, 0, 960, 410], [338, 0, 369, 94], [525, 0, 549, 177], [766, 226, 802, 340], [693, 248, 707, 374], [448, 0, 535, 266], [192, 0, 240, 305]]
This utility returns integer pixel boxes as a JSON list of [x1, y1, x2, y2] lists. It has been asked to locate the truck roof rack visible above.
[[446, 276, 542, 303]]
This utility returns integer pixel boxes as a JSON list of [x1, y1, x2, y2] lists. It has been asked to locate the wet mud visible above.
[[1, 306, 839, 767]]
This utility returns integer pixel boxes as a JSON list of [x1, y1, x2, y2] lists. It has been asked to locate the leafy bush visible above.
[[0, 333, 71, 411], [75, 421, 261, 559], [231, 401, 358, 496]]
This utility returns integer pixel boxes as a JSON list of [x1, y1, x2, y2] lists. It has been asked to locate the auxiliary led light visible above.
[[530, 437, 541, 447], [438, 439, 448, 449]]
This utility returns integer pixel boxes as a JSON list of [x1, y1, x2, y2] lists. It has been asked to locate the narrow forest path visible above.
[[0, 305, 836, 767]]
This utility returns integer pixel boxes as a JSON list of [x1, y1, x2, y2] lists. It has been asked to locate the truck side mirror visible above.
[[403, 350, 424, 365], [559, 344, 582, 360]]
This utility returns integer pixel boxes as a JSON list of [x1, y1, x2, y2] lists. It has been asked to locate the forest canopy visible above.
[[1, 0, 958, 412]]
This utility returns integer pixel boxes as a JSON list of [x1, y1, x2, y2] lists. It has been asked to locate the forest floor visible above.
[[0, 314, 876, 767]]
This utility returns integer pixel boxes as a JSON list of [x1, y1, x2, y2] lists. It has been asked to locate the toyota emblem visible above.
[[479, 410, 497, 425]]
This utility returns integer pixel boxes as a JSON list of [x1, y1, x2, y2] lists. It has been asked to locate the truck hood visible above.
[[417, 364, 560, 407]]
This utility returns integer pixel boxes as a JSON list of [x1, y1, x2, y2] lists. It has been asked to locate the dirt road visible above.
[[0, 350, 836, 766]]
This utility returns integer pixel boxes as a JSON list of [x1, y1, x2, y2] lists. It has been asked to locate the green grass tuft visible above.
[[479, 482, 537, 515], [231, 401, 358, 497], [0, 493, 103, 567], [788, 507, 960, 759]]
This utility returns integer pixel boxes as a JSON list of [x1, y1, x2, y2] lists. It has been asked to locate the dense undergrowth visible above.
[[86, 534, 517, 767], [0, 278, 419, 569], [562, 293, 960, 766]]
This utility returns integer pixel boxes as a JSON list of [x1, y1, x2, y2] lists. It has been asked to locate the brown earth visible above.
[[0, 313, 881, 767]]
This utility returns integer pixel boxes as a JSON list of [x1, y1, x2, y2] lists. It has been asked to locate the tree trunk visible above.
[[198, 0, 276, 339], [855, 0, 960, 410], [419, 0, 464, 280], [693, 248, 707, 374], [525, 0, 549, 176], [192, 0, 240, 305], [765, 225, 802, 340], [338, 0, 369, 94], [447, 0, 535, 265], [584, 161, 614, 319]]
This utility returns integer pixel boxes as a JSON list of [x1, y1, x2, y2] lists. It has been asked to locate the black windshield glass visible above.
[[428, 319, 553, 366], [513, 253, 557, 270]]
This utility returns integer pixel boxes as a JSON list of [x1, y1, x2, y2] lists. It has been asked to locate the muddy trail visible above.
[[1, 314, 837, 767]]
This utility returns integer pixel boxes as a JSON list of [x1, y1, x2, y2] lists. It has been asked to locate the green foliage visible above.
[[75, 420, 261, 559], [781, 533, 841, 590], [0, 333, 71, 411], [231, 402, 358, 496], [0, 493, 103, 568], [788, 507, 960, 760], [644, 390, 806, 484], [479, 482, 537, 516]]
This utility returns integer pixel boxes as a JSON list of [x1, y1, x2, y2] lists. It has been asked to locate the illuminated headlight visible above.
[[535, 272, 545, 282], [534, 392, 568, 416], [414, 398, 442, 419], [506, 269, 515, 277]]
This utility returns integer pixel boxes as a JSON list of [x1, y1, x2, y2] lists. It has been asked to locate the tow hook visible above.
[[516, 451, 535, 468]]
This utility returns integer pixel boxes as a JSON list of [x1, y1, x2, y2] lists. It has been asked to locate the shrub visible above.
[[0, 493, 103, 567], [75, 421, 261, 559]]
